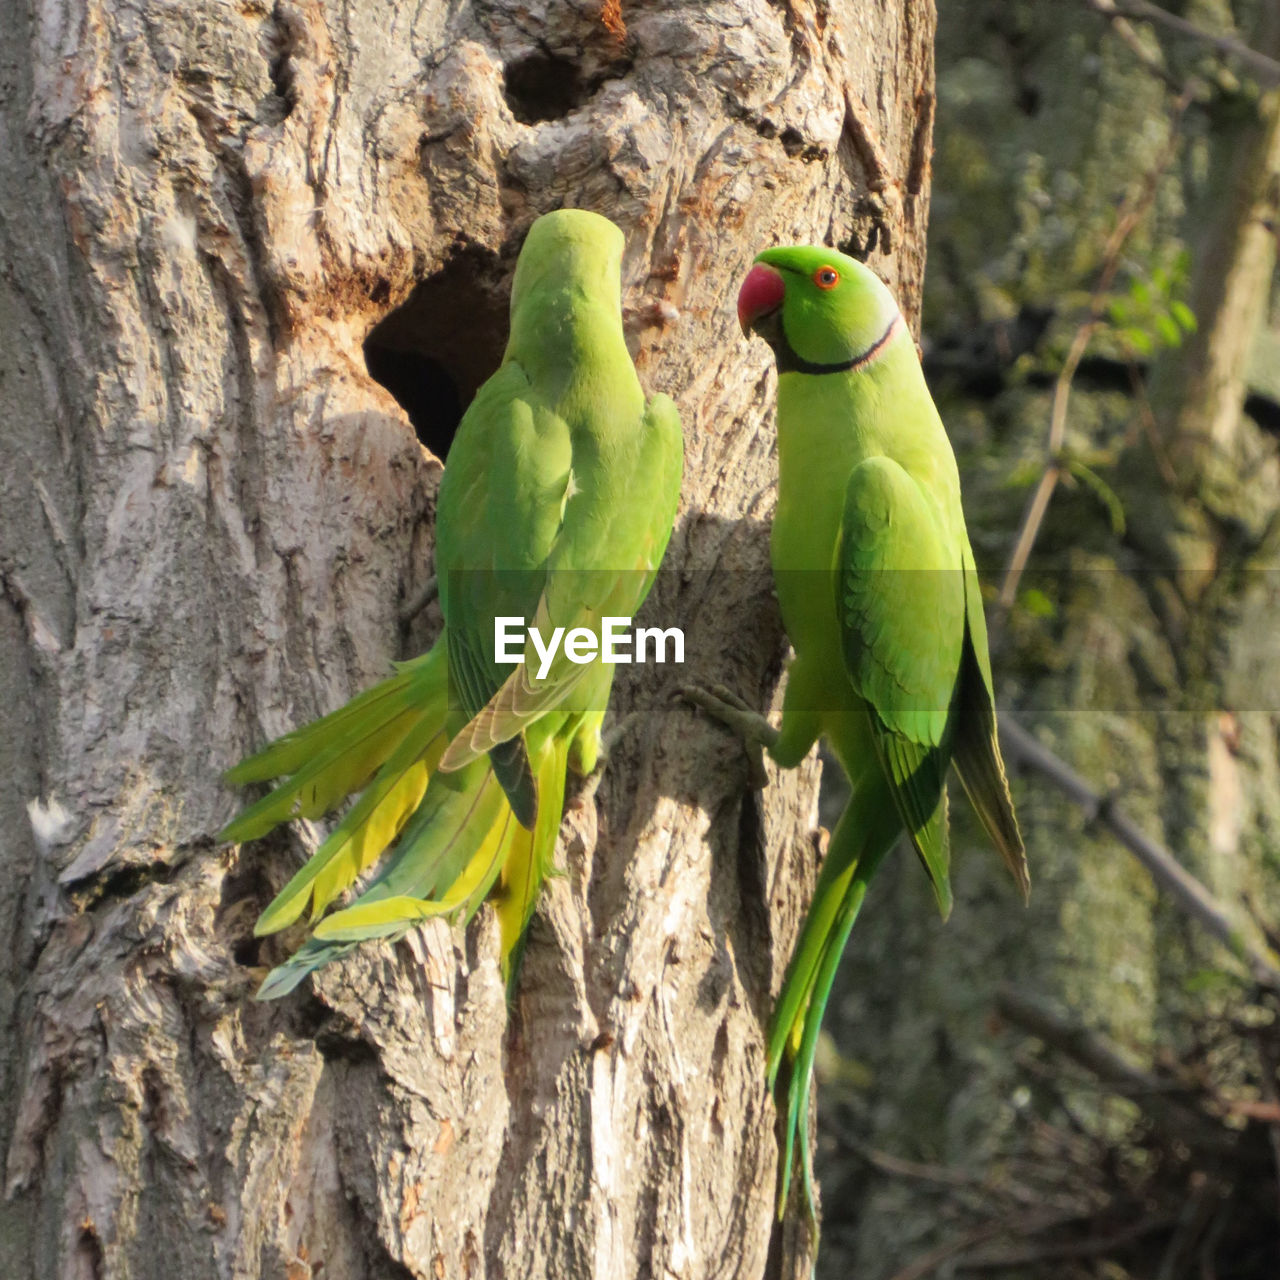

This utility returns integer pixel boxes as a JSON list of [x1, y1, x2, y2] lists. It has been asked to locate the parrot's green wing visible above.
[[440, 391, 684, 770], [834, 455, 966, 917], [433, 360, 576, 822], [438, 363, 575, 719], [950, 545, 1030, 897]]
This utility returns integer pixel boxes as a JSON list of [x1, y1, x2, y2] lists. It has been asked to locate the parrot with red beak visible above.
[[695, 246, 1029, 1222]]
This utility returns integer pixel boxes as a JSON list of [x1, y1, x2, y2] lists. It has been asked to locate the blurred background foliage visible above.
[[814, 1, 1280, 1276]]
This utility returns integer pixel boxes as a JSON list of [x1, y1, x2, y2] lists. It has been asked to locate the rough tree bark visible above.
[[0, 1, 934, 1277]]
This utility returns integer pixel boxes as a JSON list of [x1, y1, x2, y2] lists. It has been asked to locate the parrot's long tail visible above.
[[254, 759, 525, 999], [220, 641, 568, 999], [493, 733, 570, 990], [765, 789, 902, 1222], [221, 643, 454, 936]]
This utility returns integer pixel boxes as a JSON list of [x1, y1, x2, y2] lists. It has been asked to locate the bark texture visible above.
[[0, 1, 935, 1277]]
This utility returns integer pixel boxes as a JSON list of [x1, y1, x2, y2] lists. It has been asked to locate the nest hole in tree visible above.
[[364, 247, 510, 461], [502, 47, 634, 125], [504, 50, 589, 123]]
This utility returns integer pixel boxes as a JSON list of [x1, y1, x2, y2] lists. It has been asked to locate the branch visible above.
[[995, 987, 1240, 1163], [1090, 0, 1280, 87], [1247, 1020, 1280, 1222], [996, 985, 1183, 1102], [1000, 717, 1280, 991], [886, 1216, 1076, 1280], [997, 321, 1097, 609], [1081, 0, 1187, 91], [956, 1209, 1179, 1270]]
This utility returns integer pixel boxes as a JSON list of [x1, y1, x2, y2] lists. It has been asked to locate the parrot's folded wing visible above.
[[835, 455, 966, 917], [950, 547, 1029, 897], [437, 594, 601, 771], [440, 392, 683, 774]]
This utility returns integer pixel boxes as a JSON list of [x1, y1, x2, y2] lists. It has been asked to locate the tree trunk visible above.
[[0, 1, 935, 1277]]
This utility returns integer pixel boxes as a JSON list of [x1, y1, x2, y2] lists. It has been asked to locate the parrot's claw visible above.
[[568, 712, 639, 811], [708, 685, 757, 716], [398, 575, 438, 626], [679, 684, 777, 790], [598, 711, 640, 762]]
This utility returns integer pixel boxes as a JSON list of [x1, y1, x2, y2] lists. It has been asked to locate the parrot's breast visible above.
[[770, 353, 964, 723]]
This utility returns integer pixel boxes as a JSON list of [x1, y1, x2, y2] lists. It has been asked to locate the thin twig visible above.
[[1157, 1177, 1224, 1280], [839, 1135, 1050, 1211], [997, 985, 1189, 1102], [885, 1220, 1030, 1280], [850, 1143, 994, 1191], [1248, 1019, 1280, 1224], [958, 1212, 1179, 1270], [1198, 1200, 1230, 1280], [1093, 0, 1280, 86], [999, 322, 1097, 608], [996, 987, 1241, 1164], [1126, 359, 1180, 486], [1083, 0, 1186, 91], [1000, 717, 1280, 990]]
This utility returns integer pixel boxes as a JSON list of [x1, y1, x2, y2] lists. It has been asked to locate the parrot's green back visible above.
[[220, 209, 683, 997], [736, 245, 1028, 1225]]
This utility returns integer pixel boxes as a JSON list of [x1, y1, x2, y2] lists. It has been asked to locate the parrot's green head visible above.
[[737, 246, 905, 375], [510, 208, 625, 318]]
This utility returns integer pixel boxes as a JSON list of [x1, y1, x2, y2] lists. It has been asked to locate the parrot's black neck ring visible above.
[[775, 312, 902, 376]]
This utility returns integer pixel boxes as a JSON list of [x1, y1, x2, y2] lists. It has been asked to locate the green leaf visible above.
[[1107, 297, 1133, 325], [1020, 587, 1057, 619], [1183, 968, 1234, 996], [1005, 460, 1045, 489], [1155, 313, 1182, 347], [1170, 300, 1197, 333], [1122, 327, 1154, 356]]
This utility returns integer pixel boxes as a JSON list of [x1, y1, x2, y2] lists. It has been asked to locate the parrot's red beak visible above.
[[737, 263, 786, 335]]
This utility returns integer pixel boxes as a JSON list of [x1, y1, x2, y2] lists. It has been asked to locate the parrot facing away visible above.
[[692, 245, 1029, 1221], [220, 209, 684, 999]]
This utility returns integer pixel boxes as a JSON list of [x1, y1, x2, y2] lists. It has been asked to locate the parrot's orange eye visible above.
[[814, 266, 840, 289]]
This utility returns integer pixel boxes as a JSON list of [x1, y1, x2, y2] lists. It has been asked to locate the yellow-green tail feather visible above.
[[220, 646, 447, 842], [495, 734, 570, 981], [767, 790, 901, 1221]]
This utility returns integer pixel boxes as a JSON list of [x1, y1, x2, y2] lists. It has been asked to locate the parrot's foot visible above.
[[680, 684, 777, 790], [597, 711, 640, 763], [398, 574, 439, 626], [568, 712, 639, 811]]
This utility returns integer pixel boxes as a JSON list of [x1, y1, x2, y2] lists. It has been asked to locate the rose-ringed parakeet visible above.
[[692, 246, 1028, 1220], [221, 209, 683, 999]]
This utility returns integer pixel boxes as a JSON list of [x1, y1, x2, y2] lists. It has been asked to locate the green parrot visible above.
[[694, 245, 1029, 1219], [220, 209, 684, 999]]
